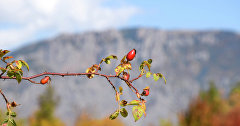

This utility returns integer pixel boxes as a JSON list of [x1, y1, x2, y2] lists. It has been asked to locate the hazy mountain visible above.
[[1, 28, 240, 126]]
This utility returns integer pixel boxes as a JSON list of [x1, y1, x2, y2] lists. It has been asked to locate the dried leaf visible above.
[[119, 86, 123, 94], [3, 56, 13, 61], [109, 110, 119, 120], [120, 108, 128, 117]]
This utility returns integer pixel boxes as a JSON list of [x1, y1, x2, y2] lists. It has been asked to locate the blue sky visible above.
[[127, 0, 240, 31], [0, 0, 239, 50]]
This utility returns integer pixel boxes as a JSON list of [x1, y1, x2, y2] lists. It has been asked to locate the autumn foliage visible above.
[[75, 113, 124, 126], [179, 82, 240, 126], [29, 87, 64, 126]]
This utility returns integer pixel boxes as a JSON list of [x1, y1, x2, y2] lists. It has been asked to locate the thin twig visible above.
[[0, 72, 4, 77], [0, 59, 8, 77], [115, 75, 139, 93], [105, 76, 117, 91], [0, 89, 9, 104], [0, 71, 141, 98], [129, 74, 142, 83], [1, 59, 8, 64]]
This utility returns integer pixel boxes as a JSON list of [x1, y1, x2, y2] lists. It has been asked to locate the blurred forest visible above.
[[178, 81, 240, 126], [2, 81, 240, 126], [0, 86, 124, 126]]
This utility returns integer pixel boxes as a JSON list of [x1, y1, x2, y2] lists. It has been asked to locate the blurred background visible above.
[[0, 0, 240, 126]]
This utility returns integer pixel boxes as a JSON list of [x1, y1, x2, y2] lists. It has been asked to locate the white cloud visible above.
[[0, 0, 138, 50]]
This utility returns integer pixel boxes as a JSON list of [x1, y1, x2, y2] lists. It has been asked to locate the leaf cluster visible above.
[[84, 50, 166, 122], [110, 99, 146, 122], [0, 50, 29, 83], [1, 101, 19, 126]]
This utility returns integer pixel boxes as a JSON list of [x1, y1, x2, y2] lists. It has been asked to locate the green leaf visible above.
[[10, 112, 17, 117], [132, 105, 144, 122], [5, 112, 9, 115], [0, 67, 6, 74], [153, 73, 159, 81], [9, 119, 17, 126], [15, 72, 22, 84], [104, 58, 111, 64], [146, 72, 151, 78], [139, 60, 152, 73], [7, 70, 15, 78], [139, 64, 144, 71], [128, 100, 140, 105], [109, 110, 119, 120], [120, 108, 128, 117], [147, 59, 152, 64], [157, 73, 167, 84], [101, 55, 118, 64], [2, 118, 8, 124], [15, 60, 22, 69], [18, 70, 23, 76], [106, 55, 118, 60], [20, 60, 29, 71], [152, 73, 167, 84]]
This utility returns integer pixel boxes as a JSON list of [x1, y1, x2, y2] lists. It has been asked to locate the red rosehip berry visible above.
[[2, 123, 7, 126], [141, 89, 149, 96], [123, 72, 130, 80], [126, 49, 136, 61], [141, 87, 150, 96], [40, 76, 50, 84]]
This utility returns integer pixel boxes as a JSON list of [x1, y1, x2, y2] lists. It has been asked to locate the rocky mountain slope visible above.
[[1, 28, 240, 125]]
